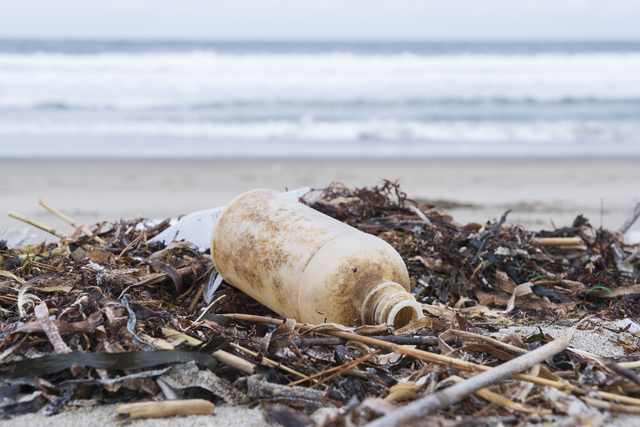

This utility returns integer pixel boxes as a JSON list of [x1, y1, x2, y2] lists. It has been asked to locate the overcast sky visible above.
[[1, 0, 639, 40]]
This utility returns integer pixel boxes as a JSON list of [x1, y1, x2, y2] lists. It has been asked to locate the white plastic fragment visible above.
[[148, 187, 311, 251], [0, 227, 33, 249], [85, 262, 105, 271], [494, 246, 513, 256], [615, 318, 640, 334]]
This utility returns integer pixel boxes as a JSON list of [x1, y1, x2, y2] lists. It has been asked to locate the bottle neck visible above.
[[361, 282, 424, 328]]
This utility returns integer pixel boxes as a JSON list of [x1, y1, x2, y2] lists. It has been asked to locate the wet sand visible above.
[[1, 157, 639, 244]]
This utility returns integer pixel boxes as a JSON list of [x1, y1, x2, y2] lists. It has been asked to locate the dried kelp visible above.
[[1, 184, 640, 426]]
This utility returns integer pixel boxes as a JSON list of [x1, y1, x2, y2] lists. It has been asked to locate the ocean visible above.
[[0, 39, 639, 158]]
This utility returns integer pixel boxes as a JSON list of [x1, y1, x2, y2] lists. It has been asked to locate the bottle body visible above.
[[210, 189, 423, 327]]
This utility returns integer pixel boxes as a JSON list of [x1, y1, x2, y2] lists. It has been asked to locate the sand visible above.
[[1, 157, 639, 244], [2, 156, 640, 425], [0, 403, 281, 427]]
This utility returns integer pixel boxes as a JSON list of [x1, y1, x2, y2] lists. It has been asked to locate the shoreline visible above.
[[3, 136, 640, 159], [1, 157, 639, 244]]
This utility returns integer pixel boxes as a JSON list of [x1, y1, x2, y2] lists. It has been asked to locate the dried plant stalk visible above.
[[229, 342, 311, 381], [38, 198, 107, 245], [366, 325, 576, 427], [619, 202, 640, 234], [8, 211, 68, 240], [118, 399, 213, 419], [534, 237, 583, 246], [223, 313, 640, 407], [213, 350, 255, 375]]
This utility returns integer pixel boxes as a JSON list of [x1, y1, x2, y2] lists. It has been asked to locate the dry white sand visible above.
[[0, 398, 337, 426], [1, 157, 639, 244], [0, 403, 280, 427]]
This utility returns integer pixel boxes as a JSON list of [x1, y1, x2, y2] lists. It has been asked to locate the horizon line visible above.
[[1, 36, 640, 43]]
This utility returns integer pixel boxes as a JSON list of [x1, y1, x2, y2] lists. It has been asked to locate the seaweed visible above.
[[1, 184, 640, 425]]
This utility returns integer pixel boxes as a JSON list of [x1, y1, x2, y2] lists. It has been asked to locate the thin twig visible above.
[[212, 350, 255, 375], [619, 202, 640, 234], [409, 205, 433, 227], [229, 342, 313, 382], [534, 237, 583, 246], [625, 246, 640, 265], [222, 313, 640, 407], [286, 352, 373, 387], [612, 202, 640, 273], [28, 260, 64, 272], [309, 351, 377, 389], [366, 323, 578, 427], [115, 233, 145, 261], [193, 295, 226, 323], [583, 397, 640, 414], [38, 198, 107, 245], [606, 360, 640, 387], [188, 283, 205, 312], [8, 211, 68, 240]]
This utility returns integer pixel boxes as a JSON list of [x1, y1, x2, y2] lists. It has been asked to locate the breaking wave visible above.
[[1, 43, 639, 156]]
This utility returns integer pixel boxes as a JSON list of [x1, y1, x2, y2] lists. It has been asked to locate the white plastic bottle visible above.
[[211, 189, 424, 328]]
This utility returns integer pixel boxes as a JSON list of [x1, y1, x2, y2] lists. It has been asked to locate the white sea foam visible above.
[[0, 118, 637, 143], [1, 52, 640, 109], [0, 49, 639, 157]]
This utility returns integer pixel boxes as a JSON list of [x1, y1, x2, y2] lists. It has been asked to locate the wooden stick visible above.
[[367, 325, 576, 427], [115, 233, 144, 261], [448, 375, 551, 416], [617, 360, 640, 369], [534, 237, 583, 246], [38, 199, 107, 245], [194, 295, 226, 323], [213, 350, 255, 375], [229, 342, 312, 381], [625, 246, 640, 265], [159, 326, 255, 375], [222, 313, 640, 406], [619, 203, 640, 234], [188, 283, 205, 312], [554, 244, 588, 251], [286, 351, 373, 387], [612, 244, 632, 275], [118, 399, 213, 419], [8, 211, 68, 240], [28, 260, 64, 272], [533, 279, 585, 289], [309, 351, 377, 389], [409, 205, 433, 227], [583, 396, 640, 414]]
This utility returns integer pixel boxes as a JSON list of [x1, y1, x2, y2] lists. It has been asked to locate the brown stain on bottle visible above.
[[313, 250, 410, 325]]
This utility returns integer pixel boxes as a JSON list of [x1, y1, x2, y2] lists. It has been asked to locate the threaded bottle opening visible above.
[[362, 282, 424, 328]]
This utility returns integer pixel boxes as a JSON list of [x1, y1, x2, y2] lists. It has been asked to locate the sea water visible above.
[[0, 40, 639, 158]]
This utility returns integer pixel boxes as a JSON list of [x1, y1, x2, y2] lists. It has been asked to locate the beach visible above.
[[1, 157, 639, 244], [2, 38, 640, 426], [2, 155, 640, 427]]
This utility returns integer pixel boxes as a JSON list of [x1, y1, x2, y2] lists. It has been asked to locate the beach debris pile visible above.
[[1, 181, 640, 426]]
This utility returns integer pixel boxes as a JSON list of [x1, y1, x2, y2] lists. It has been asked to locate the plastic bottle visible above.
[[210, 189, 424, 328]]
